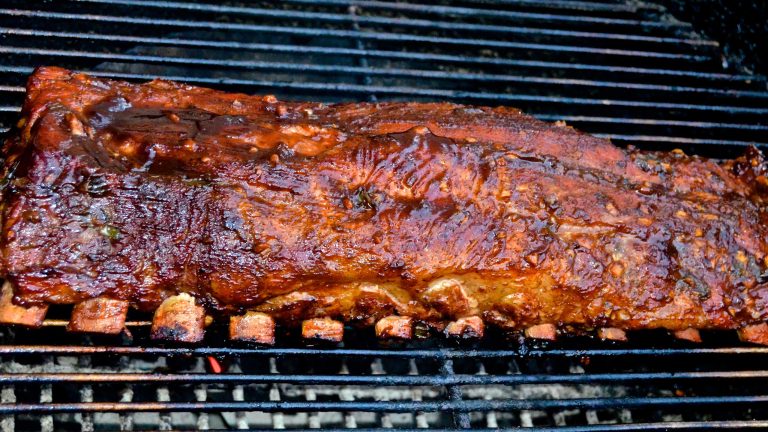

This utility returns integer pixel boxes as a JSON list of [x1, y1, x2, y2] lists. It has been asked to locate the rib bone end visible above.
[[302, 318, 344, 342], [375, 316, 413, 339], [673, 328, 702, 343], [0, 281, 47, 327], [597, 327, 627, 342], [150, 293, 205, 343], [445, 316, 485, 339], [67, 297, 129, 334], [230, 311, 275, 344], [525, 323, 557, 340], [738, 323, 768, 345]]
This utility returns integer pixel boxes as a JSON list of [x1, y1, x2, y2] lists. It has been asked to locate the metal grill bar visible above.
[[288, 0, 666, 13], [3, 396, 768, 414], [5, 29, 753, 95], [75, 0, 692, 29], [2, 370, 768, 384], [592, 134, 765, 146], [1, 1, 768, 429], [0, 27, 728, 79], [1, 345, 767, 357], [2, 51, 757, 101], [0, 11, 717, 53], [1, 61, 764, 117], [534, 115, 768, 130], [0, 9, 712, 61], [529, 423, 768, 432], [0, 43, 732, 88], [0, 31, 753, 87], [441, 359, 469, 428]]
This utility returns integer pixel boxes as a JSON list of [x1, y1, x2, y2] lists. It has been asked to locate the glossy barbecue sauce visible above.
[[3, 69, 768, 334], [85, 98, 347, 176]]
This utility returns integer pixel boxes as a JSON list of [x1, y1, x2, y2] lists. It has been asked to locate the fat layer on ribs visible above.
[[1, 67, 767, 341]]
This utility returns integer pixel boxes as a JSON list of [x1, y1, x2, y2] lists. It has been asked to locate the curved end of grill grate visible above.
[[0, 0, 767, 430]]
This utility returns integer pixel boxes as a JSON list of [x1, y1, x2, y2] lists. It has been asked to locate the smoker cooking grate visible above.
[[0, 0, 767, 430]]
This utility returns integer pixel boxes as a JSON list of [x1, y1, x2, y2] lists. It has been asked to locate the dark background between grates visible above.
[[0, 0, 767, 431]]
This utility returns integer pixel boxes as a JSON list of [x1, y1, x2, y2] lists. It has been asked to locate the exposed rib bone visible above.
[[230, 311, 275, 344], [423, 278, 478, 317], [375, 316, 413, 339], [302, 318, 344, 342], [0, 281, 47, 327], [445, 316, 485, 338], [673, 328, 702, 343], [525, 323, 557, 340], [150, 293, 205, 343], [597, 327, 627, 342], [738, 323, 768, 345], [67, 297, 129, 334]]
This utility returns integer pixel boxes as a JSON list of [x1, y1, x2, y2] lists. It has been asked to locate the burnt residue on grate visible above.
[[0, 0, 767, 430]]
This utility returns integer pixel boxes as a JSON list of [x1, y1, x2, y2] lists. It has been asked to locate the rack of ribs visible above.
[[0, 66, 766, 344]]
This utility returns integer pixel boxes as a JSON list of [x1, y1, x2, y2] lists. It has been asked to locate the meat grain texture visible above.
[[1, 67, 767, 339]]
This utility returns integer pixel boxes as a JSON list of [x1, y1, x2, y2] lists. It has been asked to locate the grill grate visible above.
[[0, 0, 768, 430]]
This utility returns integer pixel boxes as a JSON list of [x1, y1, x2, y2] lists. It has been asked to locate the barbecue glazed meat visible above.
[[1, 67, 767, 343]]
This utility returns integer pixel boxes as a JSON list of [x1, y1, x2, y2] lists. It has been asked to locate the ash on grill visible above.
[[0, 0, 766, 430]]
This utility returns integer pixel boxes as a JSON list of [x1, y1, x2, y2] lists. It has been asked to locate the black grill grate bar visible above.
[[2, 64, 766, 115], [0, 9, 718, 50], [0, 9, 713, 61], [439, 359, 470, 428], [592, 134, 766, 146], [289, 0, 665, 14], [535, 115, 768, 130], [0, 28, 752, 85], [2, 43, 760, 97], [507, 423, 768, 432], [3, 370, 768, 385], [2, 345, 768, 357], [0, 33, 740, 95], [4, 396, 768, 414], [68, 2, 714, 47], [75, 0, 692, 29], [0, 426, 747, 432]]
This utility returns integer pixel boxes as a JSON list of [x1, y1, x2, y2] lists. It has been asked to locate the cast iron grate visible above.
[[0, 0, 767, 430]]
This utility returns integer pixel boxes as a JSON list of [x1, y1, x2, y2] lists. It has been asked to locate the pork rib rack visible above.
[[1, 67, 767, 344]]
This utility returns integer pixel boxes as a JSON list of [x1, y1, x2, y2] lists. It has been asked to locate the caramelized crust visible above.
[[1, 67, 767, 337]]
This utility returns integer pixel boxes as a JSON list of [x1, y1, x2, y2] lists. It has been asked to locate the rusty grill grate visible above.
[[0, 0, 767, 430]]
